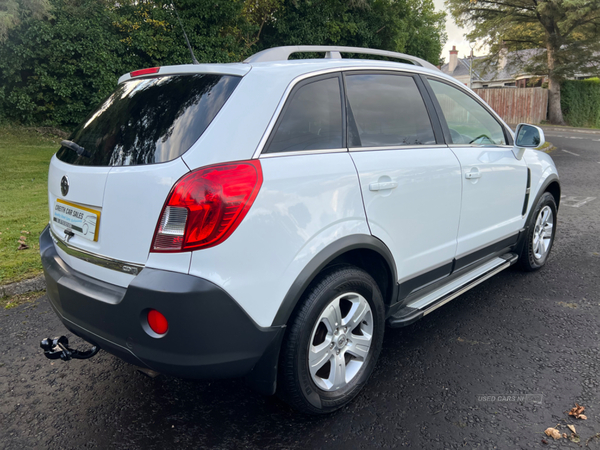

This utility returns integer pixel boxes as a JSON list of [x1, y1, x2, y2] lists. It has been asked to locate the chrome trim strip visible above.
[[259, 148, 347, 158], [422, 258, 514, 316], [447, 144, 512, 149], [349, 144, 448, 152], [50, 229, 144, 276], [251, 66, 433, 160]]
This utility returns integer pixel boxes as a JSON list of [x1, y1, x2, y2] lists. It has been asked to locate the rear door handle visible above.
[[369, 181, 398, 191]]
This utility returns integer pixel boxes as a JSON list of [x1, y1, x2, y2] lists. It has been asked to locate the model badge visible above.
[[60, 176, 69, 196]]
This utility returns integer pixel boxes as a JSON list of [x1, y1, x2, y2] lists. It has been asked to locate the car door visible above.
[[425, 78, 528, 269], [346, 72, 463, 299]]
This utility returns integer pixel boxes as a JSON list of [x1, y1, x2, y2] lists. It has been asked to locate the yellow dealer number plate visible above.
[[53, 199, 101, 242]]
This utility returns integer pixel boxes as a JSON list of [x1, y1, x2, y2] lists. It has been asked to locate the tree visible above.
[[0, 0, 51, 42], [259, 0, 446, 65], [446, 0, 600, 124], [0, 0, 127, 125], [0, 0, 446, 127]]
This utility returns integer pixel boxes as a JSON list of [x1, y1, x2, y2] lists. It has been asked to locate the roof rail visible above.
[[243, 45, 439, 71]]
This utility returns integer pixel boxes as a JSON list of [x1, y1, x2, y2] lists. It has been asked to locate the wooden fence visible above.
[[473, 87, 548, 124]]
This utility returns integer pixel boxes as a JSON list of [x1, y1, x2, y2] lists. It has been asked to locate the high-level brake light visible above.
[[130, 67, 160, 77]]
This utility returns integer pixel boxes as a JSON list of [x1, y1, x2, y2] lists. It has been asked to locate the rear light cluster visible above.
[[151, 160, 263, 253]]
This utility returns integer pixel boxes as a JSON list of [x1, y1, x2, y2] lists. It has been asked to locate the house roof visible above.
[[441, 49, 544, 83]]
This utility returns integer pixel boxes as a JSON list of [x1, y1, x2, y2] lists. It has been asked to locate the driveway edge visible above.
[[0, 274, 46, 297]]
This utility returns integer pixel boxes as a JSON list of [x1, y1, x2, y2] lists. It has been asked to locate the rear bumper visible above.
[[40, 226, 283, 385]]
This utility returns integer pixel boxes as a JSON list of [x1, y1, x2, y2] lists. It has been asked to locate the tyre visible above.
[[278, 265, 385, 414], [518, 192, 557, 271]]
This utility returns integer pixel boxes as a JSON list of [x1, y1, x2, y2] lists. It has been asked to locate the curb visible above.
[[539, 125, 600, 135], [0, 274, 46, 298], [508, 124, 600, 135]]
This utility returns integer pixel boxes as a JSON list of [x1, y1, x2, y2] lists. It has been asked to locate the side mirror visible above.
[[512, 123, 545, 160]]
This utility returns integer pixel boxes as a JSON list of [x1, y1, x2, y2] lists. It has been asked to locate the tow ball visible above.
[[40, 336, 100, 361]]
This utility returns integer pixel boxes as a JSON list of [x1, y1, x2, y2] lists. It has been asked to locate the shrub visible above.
[[561, 78, 600, 128]]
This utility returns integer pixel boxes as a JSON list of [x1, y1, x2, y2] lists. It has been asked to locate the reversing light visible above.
[[147, 310, 168, 335], [130, 67, 160, 77], [151, 160, 263, 252]]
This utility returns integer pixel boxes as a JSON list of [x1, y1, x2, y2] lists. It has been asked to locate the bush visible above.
[[561, 78, 600, 128], [0, 0, 446, 128]]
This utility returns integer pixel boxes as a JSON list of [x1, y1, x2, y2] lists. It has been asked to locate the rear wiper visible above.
[[61, 140, 91, 158]]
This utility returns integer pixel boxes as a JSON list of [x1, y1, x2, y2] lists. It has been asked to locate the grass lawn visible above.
[[0, 126, 62, 285]]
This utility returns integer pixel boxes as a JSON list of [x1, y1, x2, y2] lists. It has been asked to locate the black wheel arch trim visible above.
[[271, 234, 398, 327], [530, 173, 560, 213], [516, 173, 560, 253]]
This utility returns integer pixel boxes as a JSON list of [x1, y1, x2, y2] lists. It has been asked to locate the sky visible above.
[[433, 0, 485, 63]]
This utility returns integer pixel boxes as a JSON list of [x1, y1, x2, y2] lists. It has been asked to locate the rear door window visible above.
[[264, 76, 343, 154], [56, 74, 241, 166], [345, 73, 436, 147]]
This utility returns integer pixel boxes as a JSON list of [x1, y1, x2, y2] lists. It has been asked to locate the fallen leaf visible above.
[[541, 439, 548, 445], [17, 243, 29, 250], [20, 230, 29, 234], [578, 414, 587, 420], [569, 433, 580, 443], [563, 433, 567, 439], [19, 235, 26, 241], [569, 403, 585, 417], [567, 425, 576, 433], [545, 428, 562, 440]]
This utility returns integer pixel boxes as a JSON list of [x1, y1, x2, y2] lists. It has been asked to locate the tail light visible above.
[[151, 160, 262, 252]]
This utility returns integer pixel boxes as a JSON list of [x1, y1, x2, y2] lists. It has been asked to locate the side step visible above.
[[387, 253, 518, 328]]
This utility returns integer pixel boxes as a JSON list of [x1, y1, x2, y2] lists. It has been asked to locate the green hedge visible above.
[[561, 78, 600, 128]]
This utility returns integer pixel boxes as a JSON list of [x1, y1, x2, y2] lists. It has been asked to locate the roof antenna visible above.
[[172, 2, 199, 65]]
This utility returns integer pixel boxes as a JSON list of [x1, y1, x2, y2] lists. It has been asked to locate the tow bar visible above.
[[40, 336, 100, 361]]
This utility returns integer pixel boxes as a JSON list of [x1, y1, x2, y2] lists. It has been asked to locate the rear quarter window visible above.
[[264, 76, 343, 154], [56, 74, 241, 166]]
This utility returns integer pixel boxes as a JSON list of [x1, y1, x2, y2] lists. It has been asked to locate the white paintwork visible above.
[[48, 155, 110, 278], [145, 252, 191, 275], [100, 158, 189, 266], [523, 150, 559, 215], [451, 146, 528, 257], [188, 153, 370, 327], [350, 149, 462, 283], [46, 54, 561, 328], [48, 155, 189, 287]]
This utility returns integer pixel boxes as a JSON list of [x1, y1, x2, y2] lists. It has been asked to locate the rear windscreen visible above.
[[56, 74, 241, 166]]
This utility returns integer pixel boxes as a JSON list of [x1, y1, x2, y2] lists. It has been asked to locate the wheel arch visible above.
[[516, 174, 560, 255], [246, 235, 397, 396], [271, 235, 398, 327], [545, 179, 561, 210]]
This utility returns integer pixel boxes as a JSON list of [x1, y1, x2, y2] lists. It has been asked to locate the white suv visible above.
[[40, 46, 560, 414]]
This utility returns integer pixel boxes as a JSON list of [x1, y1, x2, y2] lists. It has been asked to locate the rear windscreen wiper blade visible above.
[[61, 140, 91, 158]]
